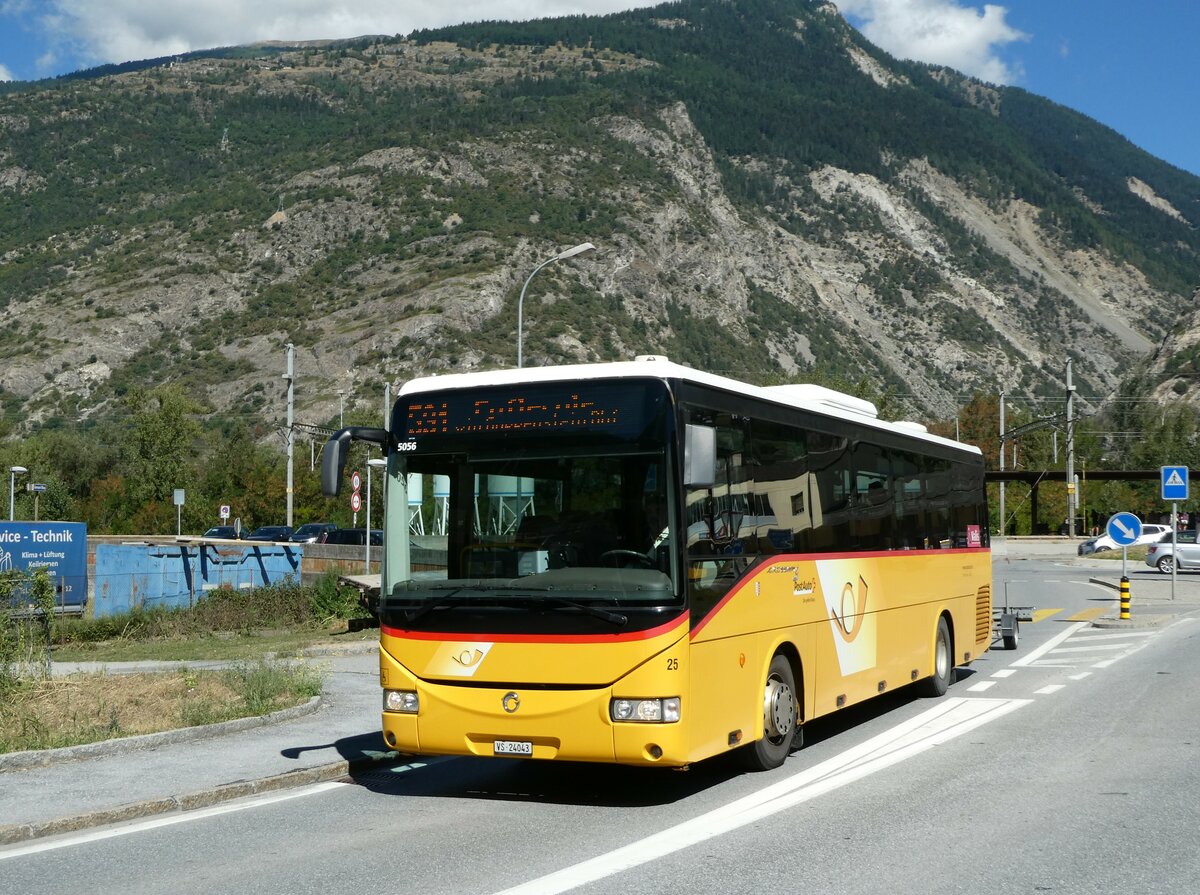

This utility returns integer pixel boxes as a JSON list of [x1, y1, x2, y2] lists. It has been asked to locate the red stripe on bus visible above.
[[382, 611, 689, 644]]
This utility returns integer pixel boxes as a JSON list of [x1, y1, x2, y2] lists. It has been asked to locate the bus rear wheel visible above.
[[917, 616, 953, 698], [742, 655, 799, 771]]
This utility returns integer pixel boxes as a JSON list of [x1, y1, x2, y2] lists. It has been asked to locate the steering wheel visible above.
[[599, 549, 656, 569]]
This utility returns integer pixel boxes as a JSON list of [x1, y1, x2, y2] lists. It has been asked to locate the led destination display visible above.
[[399, 381, 669, 444]]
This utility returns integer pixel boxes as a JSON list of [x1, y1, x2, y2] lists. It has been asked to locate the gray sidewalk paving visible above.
[[1, 647, 394, 845]]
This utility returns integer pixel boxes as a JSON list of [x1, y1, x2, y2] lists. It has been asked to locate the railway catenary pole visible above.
[[1066, 360, 1076, 538]]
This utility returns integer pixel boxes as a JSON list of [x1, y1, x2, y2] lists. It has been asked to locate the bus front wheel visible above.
[[742, 655, 799, 771], [918, 616, 953, 698]]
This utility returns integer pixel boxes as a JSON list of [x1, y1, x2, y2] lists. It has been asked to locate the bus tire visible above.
[[741, 654, 798, 771], [918, 616, 953, 698]]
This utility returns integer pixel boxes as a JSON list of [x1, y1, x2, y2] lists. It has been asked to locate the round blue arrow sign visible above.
[[1106, 512, 1142, 547]]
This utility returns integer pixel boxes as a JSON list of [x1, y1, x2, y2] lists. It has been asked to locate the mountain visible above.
[[1, 0, 1197, 439]]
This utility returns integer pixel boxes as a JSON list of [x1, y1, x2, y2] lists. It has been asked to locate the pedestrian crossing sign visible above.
[[1161, 465, 1189, 501]]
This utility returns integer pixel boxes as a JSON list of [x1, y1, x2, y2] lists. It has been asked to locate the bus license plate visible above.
[[494, 739, 533, 756]]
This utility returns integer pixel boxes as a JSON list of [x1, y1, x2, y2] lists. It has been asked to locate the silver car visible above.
[[1145, 530, 1200, 573]]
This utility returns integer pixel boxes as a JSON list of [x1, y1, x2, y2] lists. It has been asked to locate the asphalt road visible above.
[[4, 549, 1199, 894]]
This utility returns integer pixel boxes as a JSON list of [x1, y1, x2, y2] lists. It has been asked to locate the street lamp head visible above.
[[367, 458, 387, 468], [9, 466, 27, 475], [555, 242, 596, 261]]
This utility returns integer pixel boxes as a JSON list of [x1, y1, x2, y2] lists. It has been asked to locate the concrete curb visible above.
[[0, 751, 398, 846], [0, 696, 324, 773]]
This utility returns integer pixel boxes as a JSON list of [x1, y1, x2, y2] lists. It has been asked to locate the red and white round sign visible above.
[[350, 492, 362, 512], [351, 471, 362, 492]]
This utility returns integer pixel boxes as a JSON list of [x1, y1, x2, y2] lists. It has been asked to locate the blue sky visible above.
[[1, 1, 1197, 176]]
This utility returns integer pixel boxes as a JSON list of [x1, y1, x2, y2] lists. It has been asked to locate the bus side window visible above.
[[684, 410, 755, 621]]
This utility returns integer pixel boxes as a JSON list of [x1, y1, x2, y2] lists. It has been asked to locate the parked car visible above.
[[322, 528, 383, 546], [1078, 523, 1171, 556], [290, 522, 337, 544], [1145, 530, 1200, 573], [244, 525, 294, 542], [201, 526, 243, 539]]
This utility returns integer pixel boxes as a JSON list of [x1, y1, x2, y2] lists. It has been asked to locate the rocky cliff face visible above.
[[0, 2, 1196, 435]]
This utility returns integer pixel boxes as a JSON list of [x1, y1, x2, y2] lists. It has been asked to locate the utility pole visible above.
[[999, 392, 1006, 537], [284, 343, 295, 527], [1066, 360, 1076, 538]]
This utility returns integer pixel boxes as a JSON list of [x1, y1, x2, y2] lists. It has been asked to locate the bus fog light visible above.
[[610, 698, 681, 723], [384, 689, 418, 713]]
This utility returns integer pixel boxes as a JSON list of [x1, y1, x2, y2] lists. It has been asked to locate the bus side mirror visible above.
[[684, 424, 716, 488], [321, 427, 390, 496]]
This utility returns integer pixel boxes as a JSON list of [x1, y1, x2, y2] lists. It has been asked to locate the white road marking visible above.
[[967, 680, 998, 692], [1069, 672, 1092, 681], [489, 697, 1031, 895], [1010, 622, 1088, 667], [1034, 685, 1065, 695], [1070, 631, 1157, 640], [991, 669, 1017, 678], [1053, 643, 1134, 654], [0, 781, 349, 860]]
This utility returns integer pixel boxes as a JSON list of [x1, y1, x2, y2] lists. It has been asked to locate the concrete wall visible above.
[[92, 540, 304, 617], [83, 536, 381, 617]]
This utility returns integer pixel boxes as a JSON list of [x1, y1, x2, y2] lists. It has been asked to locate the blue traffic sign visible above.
[[1106, 512, 1142, 547], [1161, 466, 1189, 501]]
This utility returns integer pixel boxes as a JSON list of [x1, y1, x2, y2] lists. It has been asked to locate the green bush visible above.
[[55, 575, 368, 649]]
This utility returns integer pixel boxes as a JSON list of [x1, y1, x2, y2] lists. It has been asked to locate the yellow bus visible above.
[[322, 356, 992, 770]]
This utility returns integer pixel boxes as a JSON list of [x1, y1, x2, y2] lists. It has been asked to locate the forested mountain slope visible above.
[[0, 0, 1197, 438]]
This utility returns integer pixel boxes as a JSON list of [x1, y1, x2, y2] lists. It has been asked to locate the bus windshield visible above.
[[381, 379, 679, 622]]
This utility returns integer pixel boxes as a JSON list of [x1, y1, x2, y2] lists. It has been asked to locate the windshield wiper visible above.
[[399, 594, 479, 626], [395, 590, 627, 627], [515, 595, 628, 627]]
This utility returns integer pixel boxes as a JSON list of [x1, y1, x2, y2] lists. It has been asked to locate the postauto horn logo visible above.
[[817, 559, 878, 675]]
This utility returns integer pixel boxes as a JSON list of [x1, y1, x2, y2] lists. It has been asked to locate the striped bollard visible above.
[[1119, 576, 1131, 620]]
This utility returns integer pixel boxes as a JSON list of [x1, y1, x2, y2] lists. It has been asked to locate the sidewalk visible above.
[[0, 644, 395, 845]]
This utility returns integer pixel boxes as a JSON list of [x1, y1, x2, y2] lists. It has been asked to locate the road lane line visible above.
[[1032, 608, 1062, 623], [1053, 643, 1134, 654], [967, 680, 998, 692], [490, 697, 1031, 895], [1010, 622, 1087, 667], [1065, 607, 1110, 622], [991, 669, 1016, 678], [0, 781, 349, 860], [1070, 631, 1157, 640], [1034, 685, 1065, 695]]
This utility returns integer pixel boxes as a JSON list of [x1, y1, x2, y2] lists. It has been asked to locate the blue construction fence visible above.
[[92, 541, 303, 617]]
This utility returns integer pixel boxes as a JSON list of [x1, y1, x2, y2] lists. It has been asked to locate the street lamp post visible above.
[[8, 465, 27, 521], [365, 457, 387, 574], [517, 242, 596, 368]]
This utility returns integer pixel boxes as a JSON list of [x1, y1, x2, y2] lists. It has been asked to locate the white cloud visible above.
[[0, 62, 12, 81], [36, 1, 657, 70], [837, 0, 1028, 85]]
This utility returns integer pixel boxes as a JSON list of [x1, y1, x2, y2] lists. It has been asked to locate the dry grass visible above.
[[1, 662, 323, 754]]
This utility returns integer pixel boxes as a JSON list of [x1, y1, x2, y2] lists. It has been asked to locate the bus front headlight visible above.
[[611, 697, 680, 723], [384, 689, 419, 713]]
